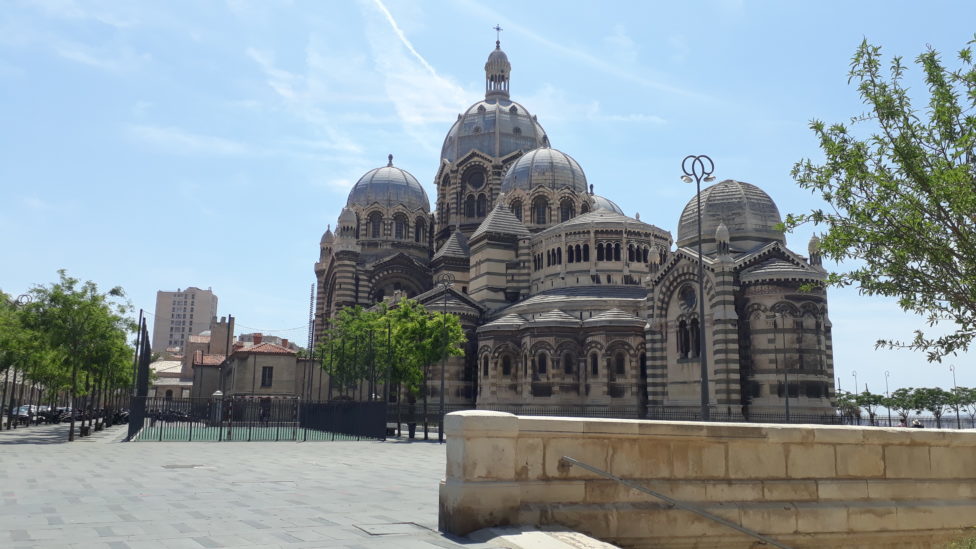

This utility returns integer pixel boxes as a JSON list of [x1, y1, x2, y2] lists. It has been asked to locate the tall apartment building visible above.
[[151, 287, 218, 353]]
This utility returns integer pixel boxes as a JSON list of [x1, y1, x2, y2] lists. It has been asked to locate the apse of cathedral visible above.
[[314, 38, 836, 418]]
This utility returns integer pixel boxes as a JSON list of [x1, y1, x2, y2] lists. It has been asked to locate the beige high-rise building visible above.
[[151, 287, 218, 353]]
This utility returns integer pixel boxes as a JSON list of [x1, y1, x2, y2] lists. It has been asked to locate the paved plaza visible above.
[[0, 424, 499, 549]]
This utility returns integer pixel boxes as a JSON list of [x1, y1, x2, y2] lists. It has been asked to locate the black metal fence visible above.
[[384, 401, 975, 431], [125, 396, 387, 442]]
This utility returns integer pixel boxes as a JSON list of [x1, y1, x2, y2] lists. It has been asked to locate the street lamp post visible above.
[[436, 273, 454, 443], [950, 364, 961, 429], [884, 370, 891, 427], [681, 155, 716, 421]]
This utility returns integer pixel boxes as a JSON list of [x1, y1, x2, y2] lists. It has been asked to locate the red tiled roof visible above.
[[193, 353, 226, 366], [237, 342, 296, 356]]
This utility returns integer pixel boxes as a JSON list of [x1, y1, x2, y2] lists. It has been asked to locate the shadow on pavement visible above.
[[0, 424, 70, 445]]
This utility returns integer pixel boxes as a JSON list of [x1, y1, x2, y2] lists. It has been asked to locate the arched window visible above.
[[368, 212, 383, 238], [556, 248, 562, 264], [583, 244, 589, 261], [690, 318, 700, 358], [678, 320, 690, 358], [615, 353, 626, 375], [546, 250, 551, 267], [643, 247, 649, 263], [393, 213, 407, 239], [465, 195, 476, 218], [614, 243, 621, 261], [355, 213, 361, 238], [502, 355, 512, 376], [533, 197, 548, 225], [575, 245, 582, 262], [414, 218, 426, 243], [165, 389, 173, 400], [628, 244, 635, 262], [580, 202, 590, 214], [483, 356, 489, 377], [537, 353, 548, 374], [597, 243, 605, 261], [477, 193, 487, 217], [563, 353, 574, 374], [510, 200, 523, 221], [590, 353, 599, 376], [560, 198, 575, 222], [567, 246, 574, 263]]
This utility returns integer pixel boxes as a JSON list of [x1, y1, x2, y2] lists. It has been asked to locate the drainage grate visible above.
[[354, 522, 432, 536]]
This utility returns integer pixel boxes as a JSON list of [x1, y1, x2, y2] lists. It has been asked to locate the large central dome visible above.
[[440, 41, 548, 163]]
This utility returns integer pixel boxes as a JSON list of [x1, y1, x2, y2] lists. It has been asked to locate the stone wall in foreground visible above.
[[438, 411, 976, 548]]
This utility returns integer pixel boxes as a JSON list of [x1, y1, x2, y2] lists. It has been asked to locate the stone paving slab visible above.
[[0, 424, 501, 548]]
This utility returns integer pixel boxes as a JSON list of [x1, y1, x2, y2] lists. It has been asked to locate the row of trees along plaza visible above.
[[314, 298, 466, 439], [837, 387, 976, 429], [1, 271, 135, 441]]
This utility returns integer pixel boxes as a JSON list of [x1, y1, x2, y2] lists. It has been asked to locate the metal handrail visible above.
[[560, 456, 793, 549]]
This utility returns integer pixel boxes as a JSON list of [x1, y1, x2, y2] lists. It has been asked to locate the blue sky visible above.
[[1, 0, 974, 394]]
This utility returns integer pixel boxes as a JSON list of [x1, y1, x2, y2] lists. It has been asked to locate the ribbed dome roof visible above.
[[346, 156, 429, 212], [592, 194, 624, 215], [440, 98, 547, 163], [500, 147, 586, 193], [485, 44, 510, 79], [676, 179, 784, 254]]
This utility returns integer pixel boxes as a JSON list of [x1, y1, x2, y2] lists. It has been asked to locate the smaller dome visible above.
[[501, 147, 587, 193], [338, 207, 357, 228], [346, 155, 430, 212], [808, 234, 821, 255], [485, 44, 511, 76], [715, 222, 729, 243], [591, 195, 624, 215], [320, 225, 334, 246]]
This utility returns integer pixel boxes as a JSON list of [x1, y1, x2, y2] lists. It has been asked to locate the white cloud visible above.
[[454, 0, 711, 102], [27, 0, 139, 28], [604, 24, 638, 66], [128, 125, 252, 156], [361, 0, 471, 153], [54, 41, 150, 71], [521, 84, 666, 125]]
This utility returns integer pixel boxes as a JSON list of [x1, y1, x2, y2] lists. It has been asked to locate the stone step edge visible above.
[[468, 525, 621, 549]]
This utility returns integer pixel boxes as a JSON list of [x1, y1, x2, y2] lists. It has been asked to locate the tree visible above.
[[887, 387, 918, 424], [956, 386, 976, 428], [855, 390, 885, 425], [21, 271, 134, 441], [315, 298, 466, 438], [912, 387, 953, 428], [834, 390, 861, 421], [788, 37, 976, 361]]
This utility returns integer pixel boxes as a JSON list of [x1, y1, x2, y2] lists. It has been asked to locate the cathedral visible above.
[[313, 39, 836, 419]]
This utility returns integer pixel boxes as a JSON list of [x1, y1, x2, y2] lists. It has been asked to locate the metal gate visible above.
[[125, 396, 386, 442]]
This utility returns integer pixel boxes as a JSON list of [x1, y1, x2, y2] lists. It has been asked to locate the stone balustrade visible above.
[[438, 410, 976, 548]]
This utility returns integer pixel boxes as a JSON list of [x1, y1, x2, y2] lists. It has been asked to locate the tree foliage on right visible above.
[[788, 37, 976, 361]]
